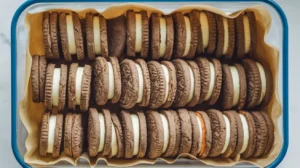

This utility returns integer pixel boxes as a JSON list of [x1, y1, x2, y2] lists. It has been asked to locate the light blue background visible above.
[[3, 0, 299, 167]]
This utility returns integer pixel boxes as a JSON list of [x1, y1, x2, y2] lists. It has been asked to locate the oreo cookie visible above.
[[42, 12, 60, 60], [126, 10, 149, 58], [196, 58, 222, 105], [150, 13, 174, 60], [172, 12, 196, 59], [119, 59, 150, 109], [68, 63, 91, 112], [64, 113, 84, 158], [31, 55, 47, 103], [172, 59, 201, 107], [44, 63, 67, 112], [242, 59, 272, 108], [88, 108, 124, 158], [234, 11, 257, 58], [59, 12, 84, 61], [220, 63, 247, 110], [120, 110, 147, 158], [85, 12, 108, 60], [39, 112, 63, 157], [93, 57, 121, 106]]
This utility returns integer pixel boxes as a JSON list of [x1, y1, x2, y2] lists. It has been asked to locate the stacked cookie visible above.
[[31, 56, 272, 110], [39, 108, 274, 159], [42, 10, 256, 60]]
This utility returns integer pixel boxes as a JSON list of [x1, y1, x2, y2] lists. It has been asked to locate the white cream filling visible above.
[[136, 64, 144, 103], [107, 62, 115, 99], [196, 116, 203, 154], [160, 114, 170, 153], [161, 65, 170, 104], [223, 17, 229, 54], [221, 115, 231, 154], [204, 63, 215, 101], [243, 16, 251, 53], [98, 113, 105, 152], [110, 124, 118, 157], [131, 114, 140, 156], [187, 65, 195, 103], [183, 16, 192, 57], [75, 67, 84, 105], [200, 12, 209, 49], [47, 115, 57, 153], [66, 15, 76, 54], [229, 66, 240, 107], [256, 62, 267, 105], [135, 14, 142, 53], [159, 17, 167, 57], [52, 68, 61, 106], [239, 114, 249, 154], [93, 16, 102, 55]]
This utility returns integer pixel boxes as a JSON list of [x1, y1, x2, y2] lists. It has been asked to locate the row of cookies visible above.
[[31, 55, 272, 111], [40, 108, 274, 160], [42, 9, 256, 61]]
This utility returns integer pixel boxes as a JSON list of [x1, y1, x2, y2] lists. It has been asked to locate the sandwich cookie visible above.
[[220, 111, 239, 158], [177, 109, 192, 155], [119, 59, 150, 109], [42, 12, 60, 60], [221, 63, 247, 110], [188, 111, 202, 156], [150, 13, 174, 60], [93, 57, 121, 106], [39, 112, 63, 157], [215, 15, 235, 59], [193, 11, 217, 55], [235, 11, 257, 58], [148, 61, 176, 109], [107, 14, 127, 58], [172, 59, 198, 107], [59, 12, 84, 61], [85, 12, 108, 60], [31, 55, 47, 103], [250, 111, 269, 158], [44, 63, 67, 111], [126, 10, 149, 58], [64, 113, 83, 158], [88, 108, 124, 158], [120, 110, 147, 159], [239, 110, 257, 159], [195, 111, 212, 158], [196, 58, 222, 105], [172, 12, 196, 58], [146, 110, 176, 159], [206, 109, 226, 157], [68, 63, 91, 112], [242, 59, 272, 108]]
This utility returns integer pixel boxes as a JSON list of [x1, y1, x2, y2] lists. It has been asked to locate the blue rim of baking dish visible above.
[[11, 0, 289, 167]]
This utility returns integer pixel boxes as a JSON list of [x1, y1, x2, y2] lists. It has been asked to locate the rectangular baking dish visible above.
[[11, 0, 289, 167]]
